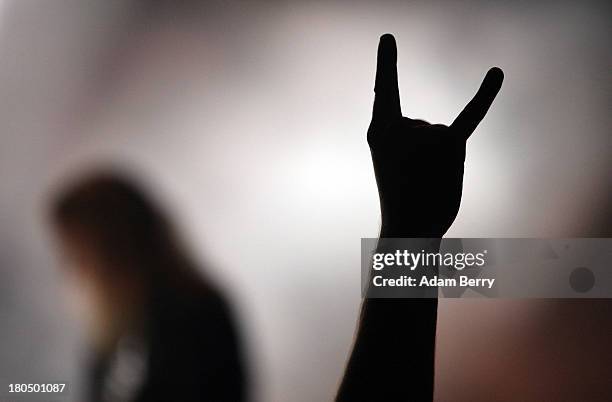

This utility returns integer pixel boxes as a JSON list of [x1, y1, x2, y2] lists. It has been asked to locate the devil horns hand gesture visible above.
[[369, 34, 504, 238]]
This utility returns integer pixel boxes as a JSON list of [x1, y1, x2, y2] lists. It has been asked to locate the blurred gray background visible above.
[[0, 1, 610, 401]]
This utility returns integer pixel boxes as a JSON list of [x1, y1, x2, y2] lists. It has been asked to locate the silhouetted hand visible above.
[[337, 34, 504, 402], [369, 34, 504, 237]]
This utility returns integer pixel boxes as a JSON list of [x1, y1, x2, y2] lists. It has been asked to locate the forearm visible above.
[[336, 230, 440, 401]]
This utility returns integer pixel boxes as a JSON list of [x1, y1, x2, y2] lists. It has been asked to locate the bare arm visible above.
[[336, 34, 503, 401]]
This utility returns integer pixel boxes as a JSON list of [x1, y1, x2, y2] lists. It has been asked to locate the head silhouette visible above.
[[50, 171, 205, 346]]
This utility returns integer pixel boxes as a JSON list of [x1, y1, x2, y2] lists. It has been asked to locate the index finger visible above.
[[371, 34, 402, 126]]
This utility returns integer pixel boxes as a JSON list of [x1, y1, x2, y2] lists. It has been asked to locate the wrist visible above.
[[380, 220, 445, 238]]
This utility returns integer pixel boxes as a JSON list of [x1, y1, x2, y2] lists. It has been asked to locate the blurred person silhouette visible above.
[[336, 34, 503, 401], [50, 172, 246, 402]]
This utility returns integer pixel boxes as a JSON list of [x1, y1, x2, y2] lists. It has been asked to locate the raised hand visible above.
[[369, 34, 504, 237], [336, 34, 504, 402]]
